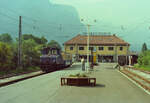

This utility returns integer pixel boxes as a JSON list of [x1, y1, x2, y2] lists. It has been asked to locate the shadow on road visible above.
[[77, 84, 106, 88], [95, 84, 106, 87]]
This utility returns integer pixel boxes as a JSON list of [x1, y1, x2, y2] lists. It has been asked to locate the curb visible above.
[[124, 66, 150, 74], [0, 72, 44, 87]]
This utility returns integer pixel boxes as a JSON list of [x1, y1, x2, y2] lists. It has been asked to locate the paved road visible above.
[[0, 63, 150, 103]]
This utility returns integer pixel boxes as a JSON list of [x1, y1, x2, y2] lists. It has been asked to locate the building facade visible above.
[[64, 34, 130, 63]]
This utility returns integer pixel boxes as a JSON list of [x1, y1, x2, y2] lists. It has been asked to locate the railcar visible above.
[[61, 52, 72, 67], [40, 47, 72, 72]]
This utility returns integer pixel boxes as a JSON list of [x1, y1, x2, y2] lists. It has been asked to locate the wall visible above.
[[65, 44, 129, 56]]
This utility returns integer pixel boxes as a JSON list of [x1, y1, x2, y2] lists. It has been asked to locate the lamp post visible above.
[[87, 24, 90, 71], [81, 19, 97, 72]]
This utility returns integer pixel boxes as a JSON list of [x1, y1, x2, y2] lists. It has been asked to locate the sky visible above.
[[51, 0, 150, 51], [50, 0, 150, 24], [0, 0, 150, 51]]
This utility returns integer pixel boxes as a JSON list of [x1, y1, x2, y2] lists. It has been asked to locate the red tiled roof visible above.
[[64, 34, 129, 45]]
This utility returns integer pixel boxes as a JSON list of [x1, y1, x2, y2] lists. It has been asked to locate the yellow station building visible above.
[[64, 34, 130, 63]]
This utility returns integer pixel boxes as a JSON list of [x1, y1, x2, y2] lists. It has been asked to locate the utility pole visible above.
[[126, 44, 129, 65], [81, 19, 97, 72], [18, 16, 22, 68], [87, 24, 90, 71], [115, 43, 118, 63]]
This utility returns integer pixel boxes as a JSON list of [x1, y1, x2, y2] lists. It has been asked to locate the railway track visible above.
[[0, 66, 71, 87], [120, 68, 150, 92], [0, 72, 46, 87]]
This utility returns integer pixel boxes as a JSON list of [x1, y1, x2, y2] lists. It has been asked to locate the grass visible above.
[[134, 64, 150, 72], [137, 66, 150, 71]]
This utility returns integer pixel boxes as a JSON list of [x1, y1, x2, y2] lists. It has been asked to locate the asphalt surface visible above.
[[0, 63, 150, 103]]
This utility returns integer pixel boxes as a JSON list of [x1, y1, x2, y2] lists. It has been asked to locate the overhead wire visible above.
[[0, 7, 88, 39], [0, 7, 85, 32], [3, 7, 150, 41], [2, 6, 150, 34]]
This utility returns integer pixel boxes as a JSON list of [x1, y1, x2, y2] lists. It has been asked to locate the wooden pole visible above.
[[18, 16, 22, 68]]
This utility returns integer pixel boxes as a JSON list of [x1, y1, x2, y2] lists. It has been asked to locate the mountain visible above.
[[0, 0, 86, 45]]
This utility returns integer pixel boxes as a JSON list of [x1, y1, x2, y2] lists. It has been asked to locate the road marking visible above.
[[116, 70, 150, 95]]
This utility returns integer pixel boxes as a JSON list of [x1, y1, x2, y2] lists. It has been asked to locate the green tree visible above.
[[142, 43, 148, 52], [40, 36, 48, 44], [22, 39, 40, 67], [11, 42, 19, 69], [22, 34, 48, 44], [15, 34, 48, 68], [0, 33, 13, 43], [0, 42, 13, 71], [138, 50, 150, 66], [47, 40, 61, 49]]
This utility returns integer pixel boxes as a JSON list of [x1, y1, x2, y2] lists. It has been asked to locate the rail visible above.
[[120, 66, 150, 92]]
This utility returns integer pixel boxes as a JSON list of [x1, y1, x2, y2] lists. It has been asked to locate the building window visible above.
[[108, 47, 114, 51], [89, 47, 94, 50], [79, 47, 84, 50], [120, 47, 123, 51], [99, 47, 104, 50], [70, 47, 73, 50]]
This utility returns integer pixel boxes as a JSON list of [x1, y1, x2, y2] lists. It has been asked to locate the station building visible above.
[[64, 34, 130, 63]]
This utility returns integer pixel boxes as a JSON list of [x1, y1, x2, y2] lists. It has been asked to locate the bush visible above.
[[69, 73, 88, 77], [22, 39, 41, 68], [0, 42, 13, 71], [134, 63, 139, 68], [137, 51, 150, 66]]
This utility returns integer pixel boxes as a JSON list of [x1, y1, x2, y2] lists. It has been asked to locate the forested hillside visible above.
[[0, 0, 86, 44]]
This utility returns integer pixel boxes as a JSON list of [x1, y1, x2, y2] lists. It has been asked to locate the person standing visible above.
[[81, 57, 85, 71]]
